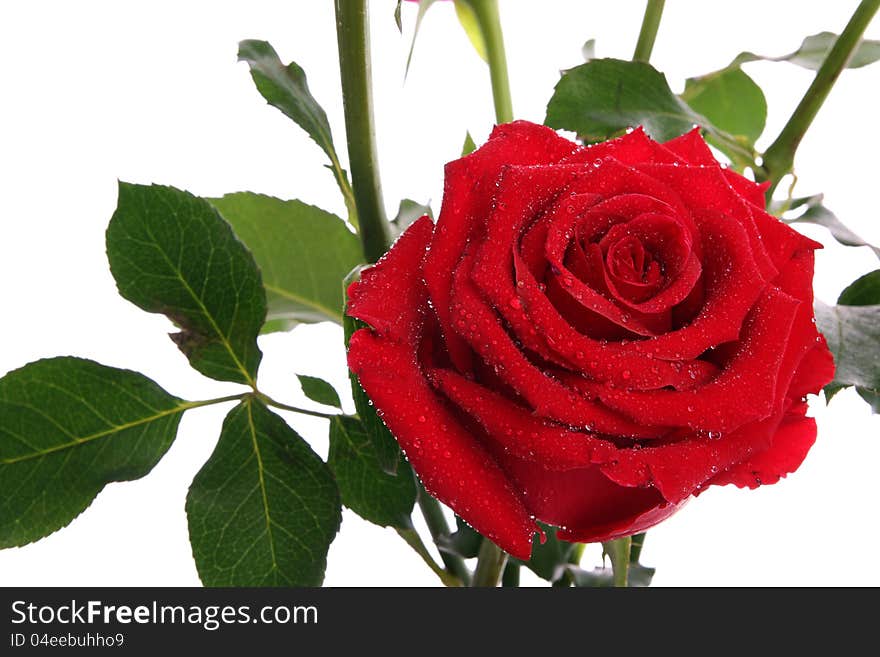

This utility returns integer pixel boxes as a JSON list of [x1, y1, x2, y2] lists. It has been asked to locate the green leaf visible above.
[[391, 198, 433, 237], [261, 318, 298, 334], [186, 398, 341, 586], [237, 40, 356, 225], [297, 374, 342, 409], [208, 193, 362, 329], [710, 33, 880, 78], [770, 192, 823, 215], [815, 301, 880, 396], [394, 0, 403, 32], [405, 0, 442, 78], [544, 58, 755, 167], [856, 387, 880, 413], [461, 131, 477, 156], [825, 271, 880, 414], [343, 268, 403, 475], [681, 67, 767, 145], [781, 31, 880, 71], [328, 416, 416, 528], [546, 59, 694, 142], [824, 381, 846, 402], [564, 563, 655, 587], [107, 183, 265, 386], [0, 357, 186, 548], [453, 0, 488, 61], [436, 515, 483, 559], [518, 525, 578, 582], [785, 197, 880, 259], [839, 270, 880, 306]]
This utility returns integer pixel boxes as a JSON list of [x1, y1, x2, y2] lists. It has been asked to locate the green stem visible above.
[[465, 0, 514, 123], [396, 528, 464, 587], [334, 0, 392, 263], [327, 149, 359, 229], [760, 0, 880, 196], [254, 393, 341, 420], [416, 483, 472, 585], [604, 536, 632, 588], [472, 538, 507, 587], [501, 561, 520, 587], [630, 532, 647, 563], [632, 0, 666, 62], [182, 394, 249, 411], [552, 541, 585, 587]]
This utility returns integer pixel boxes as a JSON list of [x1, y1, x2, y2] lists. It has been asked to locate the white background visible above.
[[1, 1, 879, 587]]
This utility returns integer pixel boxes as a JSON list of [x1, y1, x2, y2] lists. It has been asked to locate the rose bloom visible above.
[[346, 121, 834, 559]]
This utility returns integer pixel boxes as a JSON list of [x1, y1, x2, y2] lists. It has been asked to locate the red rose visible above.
[[346, 120, 834, 560]]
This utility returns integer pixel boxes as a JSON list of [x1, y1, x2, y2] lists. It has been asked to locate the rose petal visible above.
[[433, 364, 787, 506], [347, 216, 434, 339], [513, 248, 718, 390], [470, 164, 587, 365], [767, 249, 834, 409], [601, 412, 781, 503], [752, 208, 824, 271], [594, 288, 799, 433], [349, 333, 536, 559], [723, 169, 771, 209], [788, 338, 835, 401], [557, 496, 685, 544], [708, 412, 817, 489], [431, 367, 604, 469], [564, 126, 686, 167], [641, 162, 778, 282], [453, 250, 665, 437], [623, 210, 766, 359], [423, 121, 578, 372], [597, 213, 702, 314], [498, 452, 683, 544], [662, 128, 717, 166], [347, 215, 537, 558]]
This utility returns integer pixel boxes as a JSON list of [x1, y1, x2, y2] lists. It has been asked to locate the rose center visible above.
[[606, 235, 663, 287]]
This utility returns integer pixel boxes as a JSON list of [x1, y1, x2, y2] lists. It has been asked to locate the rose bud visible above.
[[346, 120, 834, 560]]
